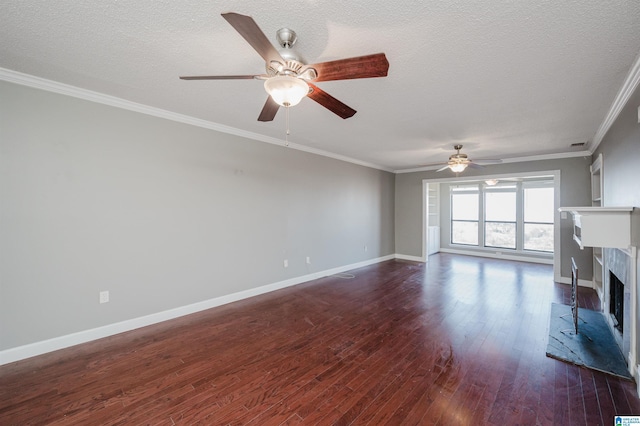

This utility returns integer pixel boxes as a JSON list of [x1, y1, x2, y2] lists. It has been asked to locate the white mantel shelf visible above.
[[558, 206, 635, 249]]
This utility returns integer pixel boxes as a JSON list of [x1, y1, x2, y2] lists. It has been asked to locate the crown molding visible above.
[[394, 150, 592, 174], [498, 150, 592, 164], [0, 67, 393, 173], [3, 65, 625, 176], [590, 50, 640, 152]]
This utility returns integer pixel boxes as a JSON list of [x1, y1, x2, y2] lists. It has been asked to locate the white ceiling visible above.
[[2, 1, 640, 171]]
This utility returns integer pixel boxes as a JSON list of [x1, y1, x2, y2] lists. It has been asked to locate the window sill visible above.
[[445, 244, 553, 259]]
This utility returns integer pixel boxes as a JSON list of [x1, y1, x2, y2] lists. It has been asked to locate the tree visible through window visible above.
[[484, 188, 516, 249], [523, 187, 554, 252]]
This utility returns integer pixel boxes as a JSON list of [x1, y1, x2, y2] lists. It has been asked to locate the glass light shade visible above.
[[449, 162, 468, 173], [485, 179, 499, 186], [264, 76, 309, 107]]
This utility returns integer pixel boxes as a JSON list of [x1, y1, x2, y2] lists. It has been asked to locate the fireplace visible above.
[[559, 206, 637, 385], [604, 248, 633, 359], [610, 271, 624, 333]]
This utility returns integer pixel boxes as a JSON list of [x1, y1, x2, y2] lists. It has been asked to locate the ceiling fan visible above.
[[423, 145, 502, 173], [180, 12, 389, 122]]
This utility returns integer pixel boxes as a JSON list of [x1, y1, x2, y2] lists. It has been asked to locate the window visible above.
[[484, 187, 516, 249], [449, 179, 554, 254], [451, 186, 479, 245], [523, 186, 554, 252]]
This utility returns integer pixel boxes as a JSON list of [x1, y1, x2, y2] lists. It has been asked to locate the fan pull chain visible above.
[[285, 105, 290, 146]]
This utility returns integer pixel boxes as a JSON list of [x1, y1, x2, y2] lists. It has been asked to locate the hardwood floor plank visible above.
[[593, 368, 617, 421], [553, 354, 571, 424], [346, 353, 427, 425], [1, 255, 638, 424], [579, 367, 605, 425], [566, 361, 587, 425], [608, 376, 634, 415], [330, 340, 425, 424]]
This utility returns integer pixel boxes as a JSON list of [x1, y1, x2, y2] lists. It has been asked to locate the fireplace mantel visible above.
[[558, 206, 635, 250]]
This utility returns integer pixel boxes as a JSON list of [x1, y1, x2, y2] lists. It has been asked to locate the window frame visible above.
[[450, 185, 480, 246], [522, 182, 555, 253], [448, 180, 554, 254], [483, 185, 518, 250]]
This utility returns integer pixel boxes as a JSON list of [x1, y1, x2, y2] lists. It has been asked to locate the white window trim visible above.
[[450, 180, 554, 254]]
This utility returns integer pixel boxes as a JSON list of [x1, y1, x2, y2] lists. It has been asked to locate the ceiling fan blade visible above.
[[420, 161, 449, 167], [307, 53, 389, 82], [221, 12, 284, 65], [474, 159, 503, 164], [307, 83, 356, 119], [436, 165, 451, 172], [467, 162, 485, 169], [257, 96, 279, 122], [179, 75, 263, 80]]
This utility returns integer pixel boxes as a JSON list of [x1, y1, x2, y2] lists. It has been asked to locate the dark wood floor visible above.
[[1, 254, 639, 425]]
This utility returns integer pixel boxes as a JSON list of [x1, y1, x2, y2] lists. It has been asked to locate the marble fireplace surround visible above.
[[604, 247, 634, 361]]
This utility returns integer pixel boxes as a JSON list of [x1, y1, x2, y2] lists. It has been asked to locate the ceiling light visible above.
[[449, 162, 467, 173], [264, 75, 309, 107], [485, 179, 499, 186]]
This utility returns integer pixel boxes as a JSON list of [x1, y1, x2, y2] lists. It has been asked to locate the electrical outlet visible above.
[[99, 291, 109, 304], [306, 256, 311, 264], [283, 259, 288, 268], [364, 245, 368, 252]]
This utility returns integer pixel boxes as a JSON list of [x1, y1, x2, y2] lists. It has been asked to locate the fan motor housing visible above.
[[450, 153, 468, 161], [267, 28, 309, 76], [266, 59, 306, 77]]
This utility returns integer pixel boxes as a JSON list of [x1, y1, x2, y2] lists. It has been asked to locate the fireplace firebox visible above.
[[610, 271, 624, 333]]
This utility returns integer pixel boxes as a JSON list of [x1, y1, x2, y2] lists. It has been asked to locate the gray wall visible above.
[[395, 157, 593, 279], [0, 81, 395, 351], [593, 81, 640, 365], [594, 92, 640, 208]]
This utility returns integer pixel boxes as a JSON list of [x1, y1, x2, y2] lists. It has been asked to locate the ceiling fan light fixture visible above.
[[485, 179, 499, 186], [264, 75, 309, 107], [449, 162, 467, 173]]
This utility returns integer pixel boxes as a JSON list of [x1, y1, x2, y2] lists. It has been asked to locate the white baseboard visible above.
[[394, 254, 426, 262], [439, 248, 554, 265], [0, 254, 397, 366]]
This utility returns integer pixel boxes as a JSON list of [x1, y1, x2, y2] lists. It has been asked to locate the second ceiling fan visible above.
[[180, 12, 389, 122], [423, 145, 503, 173]]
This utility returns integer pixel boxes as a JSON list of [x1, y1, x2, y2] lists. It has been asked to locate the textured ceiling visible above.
[[1, 1, 640, 171]]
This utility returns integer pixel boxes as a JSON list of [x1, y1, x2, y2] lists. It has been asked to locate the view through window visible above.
[[451, 186, 479, 245], [523, 186, 554, 252], [450, 179, 554, 253], [484, 186, 517, 249]]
